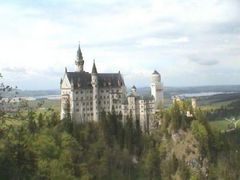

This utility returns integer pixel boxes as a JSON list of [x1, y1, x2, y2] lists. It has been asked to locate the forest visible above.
[[0, 96, 240, 180]]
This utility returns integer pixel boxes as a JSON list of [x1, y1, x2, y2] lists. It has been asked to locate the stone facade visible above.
[[60, 45, 164, 131]]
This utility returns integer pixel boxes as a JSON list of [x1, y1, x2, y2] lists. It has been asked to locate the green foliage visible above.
[[162, 99, 194, 133], [178, 160, 190, 180], [37, 113, 44, 128], [0, 126, 37, 179], [191, 121, 208, 146], [27, 111, 37, 134], [1, 98, 240, 179], [142, 148, 161, 180]]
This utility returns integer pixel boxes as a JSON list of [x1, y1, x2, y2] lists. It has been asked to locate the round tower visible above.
[[151, 70, 164, 107], [91, 60, 99, 121], [131, 85, 137, 96], [191, 98, 197, 110]]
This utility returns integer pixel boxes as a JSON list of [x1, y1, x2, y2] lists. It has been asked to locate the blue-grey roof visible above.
[[153, 70, 160, 75], [66, 72, 125, 89]]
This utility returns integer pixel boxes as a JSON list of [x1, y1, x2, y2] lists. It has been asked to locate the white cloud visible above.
[[0, 0, 239, 89], [137, 36, 189, 47]]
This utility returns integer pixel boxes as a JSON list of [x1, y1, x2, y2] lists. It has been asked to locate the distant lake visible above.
[[37, 92, 235, 99], [34, 95, 61, 100], [11, 91, 238, 101], [16, 95, 61, 101], [178, 92, 236, 97]]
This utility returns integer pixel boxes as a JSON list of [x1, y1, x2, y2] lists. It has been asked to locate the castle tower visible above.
[[131, 85, 137, 96], [75, 43, 84, 72], [151, 70, 164, 107], [91, 60, 99, 121], [191, 98, 197, 110]]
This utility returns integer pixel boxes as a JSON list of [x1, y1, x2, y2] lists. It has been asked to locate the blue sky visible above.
[[0, 0, 239, 90]]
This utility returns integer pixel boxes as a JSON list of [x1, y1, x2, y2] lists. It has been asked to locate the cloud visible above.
[[42, 68, 63, 77], [0, 0, 239, 89], [2, 67, 28, 74], [189, 57, 219, 66], [137, 36, 189, 47]]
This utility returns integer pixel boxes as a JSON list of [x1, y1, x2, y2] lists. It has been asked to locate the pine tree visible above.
[[27, 111, 37, 134], [37, 113, 44, 128], [143, 148, 161, 180], [124, 115, 134, 154], [134, 119, 142, 156]]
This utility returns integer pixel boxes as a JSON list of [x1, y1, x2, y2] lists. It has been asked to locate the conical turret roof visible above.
[[92, 60, 97, 74], [152, 70, 160, 75], [77, 43, 83, 61]]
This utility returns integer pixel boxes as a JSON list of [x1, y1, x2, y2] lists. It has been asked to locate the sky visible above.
[[0, 0, 239, 90]]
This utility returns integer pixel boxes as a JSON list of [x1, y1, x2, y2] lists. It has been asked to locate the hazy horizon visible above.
[[15, 84, 240, 91], [0, 0, 239, 90]]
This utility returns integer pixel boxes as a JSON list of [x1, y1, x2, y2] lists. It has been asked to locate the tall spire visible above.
[[75, 42, 84, 72], [92, 59, 97, 74], [77, 43, 83, 61]]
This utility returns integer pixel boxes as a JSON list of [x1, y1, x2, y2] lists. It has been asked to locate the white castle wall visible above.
[[60, 47, 163, 132]]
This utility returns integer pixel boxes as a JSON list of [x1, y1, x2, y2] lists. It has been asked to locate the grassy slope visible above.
[[28, 99, 60, 112], [199, 94, 240, 131], [209, 120, 231, 131]]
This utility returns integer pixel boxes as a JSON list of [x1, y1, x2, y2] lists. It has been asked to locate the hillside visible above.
[[1, 97, 240, 179]]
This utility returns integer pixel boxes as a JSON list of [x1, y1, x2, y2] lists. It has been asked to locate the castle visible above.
[[60, 44, 164, 132]]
